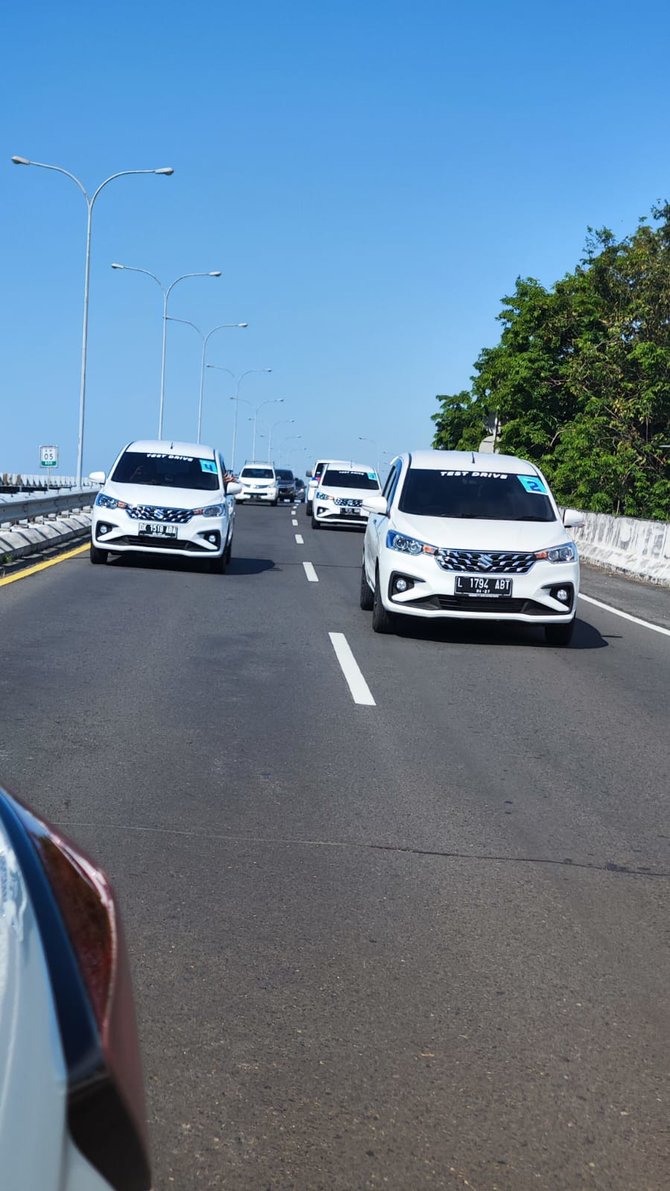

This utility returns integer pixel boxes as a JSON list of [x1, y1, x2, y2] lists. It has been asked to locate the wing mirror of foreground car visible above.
[[226, 481, 242, 496], [0, 786, 151, 1191], [562, 508, 585, 528], [362, 495, 389, 515], [88, 471, 106, 484]]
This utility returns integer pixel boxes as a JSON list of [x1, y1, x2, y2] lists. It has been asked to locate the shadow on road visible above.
[[378, 615, 608, 650], [227, 557, 276, 576], [107, 553, 276, 576]]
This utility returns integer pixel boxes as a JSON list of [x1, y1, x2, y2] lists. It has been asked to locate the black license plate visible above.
[[455, 575, 512, 597]]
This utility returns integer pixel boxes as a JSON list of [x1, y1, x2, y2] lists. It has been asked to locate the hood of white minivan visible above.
[[391, 510, 571, 552], [101, 481, 223, 508]]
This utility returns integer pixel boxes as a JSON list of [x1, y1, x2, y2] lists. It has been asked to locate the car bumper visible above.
[[376, 552, 579, 622], [313, 503, 368, 527], [91, 509, 228, 557], [236, 489, 278, 502]]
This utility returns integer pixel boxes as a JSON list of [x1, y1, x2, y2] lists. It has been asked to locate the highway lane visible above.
[[0, 505, 668, 1190]]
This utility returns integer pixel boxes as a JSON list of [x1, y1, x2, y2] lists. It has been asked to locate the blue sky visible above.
[[3, 0, 670, 477]]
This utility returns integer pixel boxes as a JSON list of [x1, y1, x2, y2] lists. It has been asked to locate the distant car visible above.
[[305, 458, 350, 515], [294, 478, 306, 502], [275, 468, 297, 502], [360, 449, 584, 644], [311, 462, 381, 529], [0, 784, 151, 1190], [89, 440, 240, 573], [236, 463, 279, 506]]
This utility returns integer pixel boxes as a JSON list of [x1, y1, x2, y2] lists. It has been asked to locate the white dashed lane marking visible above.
[[328, 632, 376, 706], [303, 562, 318, 582], [292, 519, 298, 526], [295, 533, 304, 544]]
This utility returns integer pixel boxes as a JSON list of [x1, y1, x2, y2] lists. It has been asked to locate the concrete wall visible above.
[[572, 510, 670, 586], [0, 513, 91, 567]]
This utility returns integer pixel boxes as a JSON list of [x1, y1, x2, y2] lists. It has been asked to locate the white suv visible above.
[[311, 462, 381, 529], [89, 439, 240, 572], [236, 463, 279, 505], [304, 458, 349, 516], [360, 449, 584, 646]]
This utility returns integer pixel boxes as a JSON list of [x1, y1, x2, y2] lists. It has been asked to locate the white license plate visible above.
[[455, 575, 512, 596], [139, 523, 178, 538]]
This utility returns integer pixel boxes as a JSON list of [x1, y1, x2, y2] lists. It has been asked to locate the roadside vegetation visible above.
[[432, 205, 670, 520]]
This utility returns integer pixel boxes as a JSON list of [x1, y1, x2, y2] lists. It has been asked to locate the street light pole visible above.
[[252, 399, 284, 461], [167, 318, 248, 442], [206, 366, 272, 470], [11, 156, 174, 485], [111, 264, 223, 437], [267, 418, 294, 462]]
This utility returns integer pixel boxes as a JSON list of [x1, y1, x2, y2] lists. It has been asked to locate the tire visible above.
[[360, 563, 374, 610], [90, 544, 108, 565], [224, 536, 232, 564], [209, 552, 226, 574], [272, 499, 279, 507], [305, 502, 312, 516], [544, 619, 575, 647], [311, 515, 321, 530], [372, 570, 395, 634]]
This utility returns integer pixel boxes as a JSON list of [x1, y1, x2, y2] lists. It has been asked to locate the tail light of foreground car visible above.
[[0, 786, 151, 1191]]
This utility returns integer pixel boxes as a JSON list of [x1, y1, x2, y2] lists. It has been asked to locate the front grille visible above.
[[334, 497, 362, 507], [111, 535, 208, 553], [127, 504, 192, 524], [405, 594, 563, 615], [436, 548, 536, 574]]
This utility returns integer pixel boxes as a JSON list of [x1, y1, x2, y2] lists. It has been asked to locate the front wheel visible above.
[[209, 553, 226, 574], [544, 619, 575, 647], [360, 563, 374, 610], [305, 502, 312, 516], [372, 571, 395, 633], [90, 544, 108, 565], [311, 515, 322, 529]]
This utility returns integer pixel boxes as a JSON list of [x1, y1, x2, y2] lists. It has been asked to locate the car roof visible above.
[[322, 461, 377, 473], [241, 461, 275, 468], [124, 439, 216, 459], [403, 449, 539, 476]]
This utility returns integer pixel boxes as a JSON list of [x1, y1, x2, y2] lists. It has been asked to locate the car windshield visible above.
[[276, 470, 294, 481], [241, 467, 274, 479], [322, 469, 380, 490], [111, 451, 219, 491], [398, 469, 556, 521]]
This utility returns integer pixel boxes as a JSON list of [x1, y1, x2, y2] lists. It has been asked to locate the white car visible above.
[[0, 784, 151, 1190], [236, 463, 279, 505], [360, 450, 585, 646], [304, 458, 350, 516], [311, 462, 381, 529], [89, 440, 240, 573]]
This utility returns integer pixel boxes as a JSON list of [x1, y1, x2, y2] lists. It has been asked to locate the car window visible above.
[[382, 463, 401, 503], [322, 468, 380, 490], [398, 469, 556, 521], [276, 470, 294, 480], [241, 467, 274, 479], [111, 451, 220, 491]]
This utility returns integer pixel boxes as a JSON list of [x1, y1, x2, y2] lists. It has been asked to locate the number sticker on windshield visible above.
[[200, 460, 218, 473], [518, 475, 547, 494]]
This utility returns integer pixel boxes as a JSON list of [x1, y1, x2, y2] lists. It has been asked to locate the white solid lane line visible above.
[[295, 533, 304, 544], [303, 561, 318, 582], [328, 632, 376, 707], [579, 593, 670, 638]]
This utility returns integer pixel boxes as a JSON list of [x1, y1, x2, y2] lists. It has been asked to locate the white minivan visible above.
[[360, 449, 584, 645]]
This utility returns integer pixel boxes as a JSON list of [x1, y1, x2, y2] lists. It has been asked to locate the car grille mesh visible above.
[[334, 497, 363, 507], [126, 505, 193, 524], [436, 548, 536, 574]]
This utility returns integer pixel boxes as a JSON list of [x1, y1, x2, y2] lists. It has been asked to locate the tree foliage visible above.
[[432, 207, 670, 519]]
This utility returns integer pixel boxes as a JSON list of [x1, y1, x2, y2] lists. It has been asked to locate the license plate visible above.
[[455, 575, 512, 596], [139, 523, 178, 538]]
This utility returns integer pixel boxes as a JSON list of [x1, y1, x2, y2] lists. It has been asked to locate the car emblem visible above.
[[478, 553, 494, 569], [154, 508, 165, 520]]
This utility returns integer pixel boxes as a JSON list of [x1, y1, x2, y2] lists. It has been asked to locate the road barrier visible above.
[[0, 489, 94, 567], [573, 510, 670, 585]]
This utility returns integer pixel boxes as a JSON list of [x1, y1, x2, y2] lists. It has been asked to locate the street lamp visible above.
[[12, 155, 173, 485], [267, 418, 295, 462], [111, 263, 222, 437], [252, 399, 284, 461], [166, 317, 248, 442], [277, 434, 302, 464], [206, 366, 272, 470], [358, 436, 384, 475]]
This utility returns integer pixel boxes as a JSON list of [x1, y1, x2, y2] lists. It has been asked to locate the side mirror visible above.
[[305, 470, 312, 478], [562, 508, 585, 528], [362, 495, 388, 516], [88, 470, 106, 484], [226, 481, 242, 496]]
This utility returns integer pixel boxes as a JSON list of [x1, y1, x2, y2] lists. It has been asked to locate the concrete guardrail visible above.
[[0, 489, 94, 567], [573, 510, 670, 586]]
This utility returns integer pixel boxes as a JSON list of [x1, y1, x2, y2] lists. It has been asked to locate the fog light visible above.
[[395, 577, 408, 592], [556, 588, 569, 602], [208, 533, 217, 544], [98, 525, 108, 535]]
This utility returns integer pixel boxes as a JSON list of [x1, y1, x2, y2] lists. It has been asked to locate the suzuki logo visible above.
[[154, 509, 165, 520], [478, 554, 494, 570]]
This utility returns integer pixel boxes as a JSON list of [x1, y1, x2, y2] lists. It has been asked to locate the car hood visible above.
[[390, 511, 572, 551], [322, 486, 380, 500], [101, 481, 224, 508]]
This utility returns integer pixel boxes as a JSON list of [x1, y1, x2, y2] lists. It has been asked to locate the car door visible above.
[[364, 461, 400, 582]]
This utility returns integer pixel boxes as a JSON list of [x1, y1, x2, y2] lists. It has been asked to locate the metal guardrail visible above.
[[0, 490, 95, 527]]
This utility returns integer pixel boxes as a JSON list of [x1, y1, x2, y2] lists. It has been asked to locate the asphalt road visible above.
[[1, 505, 669, 1190]]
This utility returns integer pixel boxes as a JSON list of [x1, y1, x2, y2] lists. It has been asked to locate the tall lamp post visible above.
[[11, 155, 174, 486], [267, 418, 295, 462], [206, 366, 272, 470], [166, 317, 248, 442], [252, 399, 284, 461], [358, 436, 384, 476], [278, 434, 302, 464], [111, 263, 222, 437]]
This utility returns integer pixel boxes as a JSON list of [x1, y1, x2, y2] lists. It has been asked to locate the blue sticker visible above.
[[200, 459, 217, 473], [518, 475, 547, 494]]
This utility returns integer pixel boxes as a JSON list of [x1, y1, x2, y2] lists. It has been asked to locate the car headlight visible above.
[[316, 490, 331, 501], [95, 492, 127, 510], [535, 542, 577, 563], [192, 504, 225, 517], [386, 529, 437, 556]]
